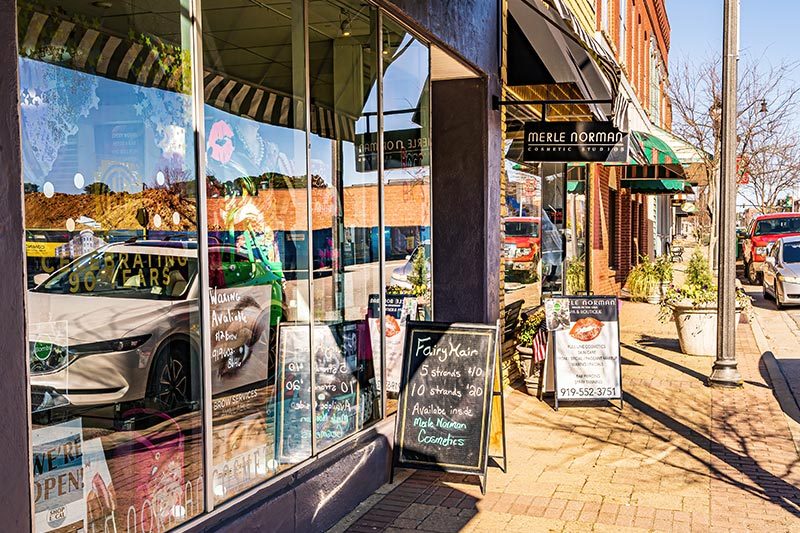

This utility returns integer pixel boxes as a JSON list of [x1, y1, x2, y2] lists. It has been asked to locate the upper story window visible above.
[[650, 38, 662, 126], [619, 0, 627, 62], [601, 0, 610, 33]]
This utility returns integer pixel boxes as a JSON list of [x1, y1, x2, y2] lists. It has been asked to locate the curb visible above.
[[748, 315, 800, 455]]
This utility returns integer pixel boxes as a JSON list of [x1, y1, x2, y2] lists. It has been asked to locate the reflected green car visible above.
[[214, 250, 286, 326]]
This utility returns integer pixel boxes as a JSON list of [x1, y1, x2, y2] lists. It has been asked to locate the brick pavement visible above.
[[329, 302, 800, 533]]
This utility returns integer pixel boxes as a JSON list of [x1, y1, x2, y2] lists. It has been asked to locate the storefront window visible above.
[[18, 0, 433, 527], [566, 165, 589, 294], [19, 1, 204, 530], [503, 158, 543, 309], [381, 19, 432, 414], [308, 0, 382, 451], [538, 163, 566, 296], [201, 0, 311, 502]]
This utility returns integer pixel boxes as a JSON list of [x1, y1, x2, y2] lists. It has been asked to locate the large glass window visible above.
[[19, 1, 205, 530], [565, 165, 589, 295], [503, 159, 543, 309], [19, 0, 433, 528], [308, 0, 382, 451], [381, 18, 432, 415], [201, 0, 311, 503]]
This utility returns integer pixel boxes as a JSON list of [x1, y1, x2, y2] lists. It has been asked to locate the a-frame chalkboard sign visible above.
[[392, 321, 503, 494]]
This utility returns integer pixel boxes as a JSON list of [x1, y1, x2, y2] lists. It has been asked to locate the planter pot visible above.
[[523, 376, 539, 396], [645, 281, 671, 305], [672, 302, 741, 356], [517, 345, 533, 378]]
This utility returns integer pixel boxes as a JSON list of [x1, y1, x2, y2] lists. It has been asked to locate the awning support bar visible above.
[[492, 96, 613, 110]]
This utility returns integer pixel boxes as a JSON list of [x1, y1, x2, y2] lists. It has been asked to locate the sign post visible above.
[[393, 322, 501, 494], [544, 296, 623, 410]]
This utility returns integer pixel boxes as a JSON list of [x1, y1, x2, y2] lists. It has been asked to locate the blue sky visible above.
[[667, 0, 800, 70]]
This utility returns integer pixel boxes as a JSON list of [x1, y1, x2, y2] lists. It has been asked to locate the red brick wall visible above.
[[592, 165, 623, 295], [591, 177, 653, 296]]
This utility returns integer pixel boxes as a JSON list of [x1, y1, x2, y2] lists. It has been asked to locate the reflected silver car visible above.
[[29, 241, 277, 412], [762, 236, 800, 309]]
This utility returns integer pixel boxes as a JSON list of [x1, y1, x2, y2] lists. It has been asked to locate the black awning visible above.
[[507, 14, 555, 86], [507, 0, 620, 123]]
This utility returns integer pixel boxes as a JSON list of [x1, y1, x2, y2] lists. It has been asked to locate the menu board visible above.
[[394, 322, 498, 478], [276, 323, 363, 462], [551, 296, 622, 403]]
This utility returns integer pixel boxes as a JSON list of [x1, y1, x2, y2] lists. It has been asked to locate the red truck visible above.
[[503, 217, 540, 281], [742, 213, 800, 283]]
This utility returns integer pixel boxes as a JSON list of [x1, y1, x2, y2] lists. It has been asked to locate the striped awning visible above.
[[18, 7, 356, 142], [203, 71, 356, 141], [19, 8, 189, 93], [544, 0, 620, 91]]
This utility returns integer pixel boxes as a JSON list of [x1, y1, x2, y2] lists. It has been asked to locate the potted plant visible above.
[[653, 254, 674, 298], [565, 255, 586, 294], [659, 249, 752, 356], [627, 255, 674, 304], [516, 307, 546, 395]]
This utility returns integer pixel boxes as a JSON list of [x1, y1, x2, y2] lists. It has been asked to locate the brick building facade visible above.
[[590, 0, 674, 295]]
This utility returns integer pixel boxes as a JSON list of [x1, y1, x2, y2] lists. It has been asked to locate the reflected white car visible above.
[[29, 241, 276, 412], [390, 241, 431, 289], [762, 236, 800, 309]]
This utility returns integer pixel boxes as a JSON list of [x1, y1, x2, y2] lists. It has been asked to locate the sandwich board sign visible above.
[[543, 296, 623, 410], [392, 321, 504, 494]]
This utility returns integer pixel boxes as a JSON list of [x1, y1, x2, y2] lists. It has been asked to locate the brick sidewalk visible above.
[[330, 302, 800, 533]]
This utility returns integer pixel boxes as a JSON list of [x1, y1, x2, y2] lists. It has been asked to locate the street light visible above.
[[709, 0, 743, 388]]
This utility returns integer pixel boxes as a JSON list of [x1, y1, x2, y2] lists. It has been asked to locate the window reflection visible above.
[[201, 0, 311, 502], [503, 158, 543, 308], [309, 0, 382, 450], [19, 1, 204, 530], [382, 20, 432, 414]]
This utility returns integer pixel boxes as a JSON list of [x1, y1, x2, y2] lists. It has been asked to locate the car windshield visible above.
[[505, 221, 539, 237], [34, 248, 197, 300], [783, 242, 800, 263], [755, 217, 800, 236]]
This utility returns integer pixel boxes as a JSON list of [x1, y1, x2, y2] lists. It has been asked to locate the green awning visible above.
[[567, 180, 585, 194], [625, 164, 686, 180], [631, 131, 681, 165], [621, 179, 693, 194]]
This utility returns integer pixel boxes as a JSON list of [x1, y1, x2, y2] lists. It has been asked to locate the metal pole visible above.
[[710, 0, 743, 387]]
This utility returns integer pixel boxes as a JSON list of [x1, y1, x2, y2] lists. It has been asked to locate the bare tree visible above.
[[668, 52, 800, 264]]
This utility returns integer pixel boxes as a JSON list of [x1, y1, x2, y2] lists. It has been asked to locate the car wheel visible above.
[[776, 282, 784, 310], [746, 261, 758, 285], [148, 343, 192, 412]]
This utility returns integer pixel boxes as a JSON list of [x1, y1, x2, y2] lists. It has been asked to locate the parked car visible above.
[[389, 240, 431, 289], [28, 240, 284, 412], [742, 213, 800, 283], [762, 236, 800, 309], [503, 217, 540, 281]]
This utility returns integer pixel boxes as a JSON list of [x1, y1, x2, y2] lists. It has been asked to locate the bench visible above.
[[500, 300, 524, 384], [666, 241, 684, 263]]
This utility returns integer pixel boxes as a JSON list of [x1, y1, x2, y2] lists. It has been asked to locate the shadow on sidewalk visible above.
[[621, 341, 707, 383], [623, 391, 800, 518], [758, 355, 800, 427]]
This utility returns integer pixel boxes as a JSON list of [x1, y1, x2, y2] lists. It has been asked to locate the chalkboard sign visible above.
[[394, 322, 499, 490], [276, 323, 364, 463]]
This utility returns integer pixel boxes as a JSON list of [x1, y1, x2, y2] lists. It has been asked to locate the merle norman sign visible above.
[[523, 121, 629, 163]]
